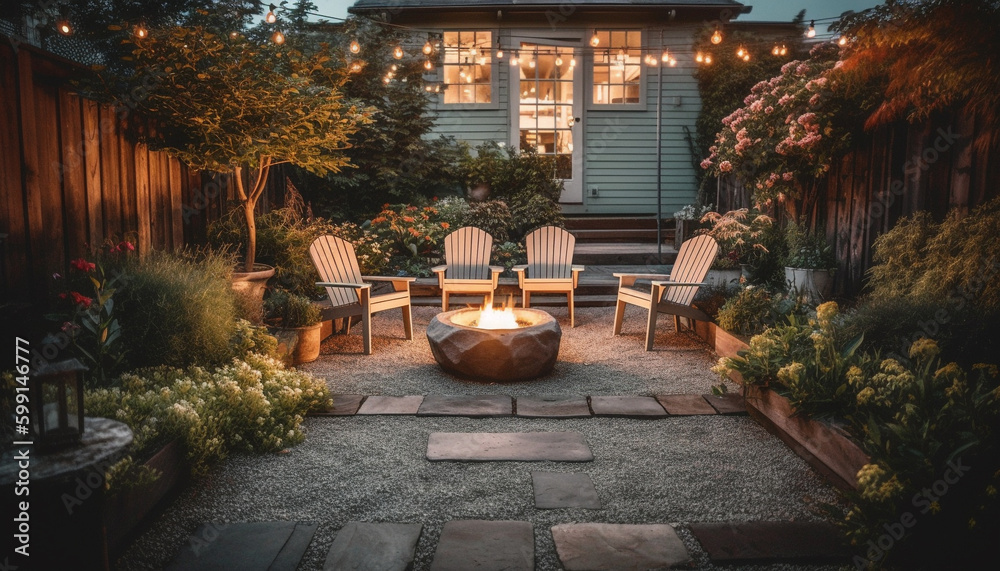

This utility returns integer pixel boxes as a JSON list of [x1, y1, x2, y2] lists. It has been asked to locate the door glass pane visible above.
[[517, 43, 575, 182]]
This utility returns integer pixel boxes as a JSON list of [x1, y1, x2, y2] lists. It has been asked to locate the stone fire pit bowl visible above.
[[426, 308, 562, 382]]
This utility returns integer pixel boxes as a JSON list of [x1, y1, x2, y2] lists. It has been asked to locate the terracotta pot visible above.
[[271, 323, 322, 365], [230, 264, 275, 323]]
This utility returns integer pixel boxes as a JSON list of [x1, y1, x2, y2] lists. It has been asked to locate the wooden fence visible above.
[[716, 113, 1000, 296], [0, 41, 281, 300]]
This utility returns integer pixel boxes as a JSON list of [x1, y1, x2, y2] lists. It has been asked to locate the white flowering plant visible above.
[[673, 203, 713, 221]]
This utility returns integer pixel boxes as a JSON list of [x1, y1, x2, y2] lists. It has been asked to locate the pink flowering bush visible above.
[[702, 43, 870, 212]]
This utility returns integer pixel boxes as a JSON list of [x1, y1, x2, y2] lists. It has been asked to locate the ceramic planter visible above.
[[230, 264, 275, 323], [784, 267, 833, 302], [704, 268, 742, 289], [271, 323, 322, 365]]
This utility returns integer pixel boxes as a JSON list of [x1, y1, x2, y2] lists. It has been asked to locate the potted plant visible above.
[[116, 27, 367, 305], [700, 208, 773, 288], [782, 221, 836, 301], [265, 290, 323, 365], [673, 203, 712, 249]]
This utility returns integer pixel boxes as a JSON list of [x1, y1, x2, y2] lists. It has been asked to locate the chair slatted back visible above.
[[444, 227, 493, 280], [664, 234, 718, 306], [525, 226, 575, 279], [309, 235, 364, 308]]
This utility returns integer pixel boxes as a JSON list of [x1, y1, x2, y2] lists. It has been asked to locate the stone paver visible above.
[[166, 521, 316, 571], [702, 393, 747, 415], [689, 521, 847, 564], [516, 395, 592, 418], [656, 394, 718, 416], [427, 432, 594, 462], [531, 472, 602, 509], [430, 520, 534, 571], [313, 395, 365, 416], [417, 395, 512, 417], [551, 523, 691, 570], [590, 396, 668, 418], [356, 396, 424, 415], [323, 522, 422, 571]]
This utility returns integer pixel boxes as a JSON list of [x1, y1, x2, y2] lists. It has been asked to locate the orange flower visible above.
[[441, 222, 450, 230], [402, 216, 415, 223]]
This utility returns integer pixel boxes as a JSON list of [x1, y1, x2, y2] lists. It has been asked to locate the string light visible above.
[[496, 40, 504, 59], [230, 31, 239, 39], [736, 45, 745, 58], [590, 34, 600, 47], [423, 59, 433, 70], [265, 3, 277, 24], [425, 84, 433, 92], [806, 20, 816, 38], [133, 22, 148, 39], [742, 53, 750, 62], [772, 45, 780, 56], [711, 28, 722, 44], [423, 40, 433, 55], [510, 50, 519, 66], [56, 17, 73, 36], [390, 64, 398, 72], [529, 51, 536, 68], [383, 76, 391, 84], [569, 57, 576, 67], [661, 50, 670, 63], [780, 45, 788, 56], [695, 51, 704, 63], [271, 30, 285, 44], [350, 61, 363, 73], [838, 36, 848, 46], [669, 57, 677, 67], [350, 40, 361, 54], [555, 55, 563, 66], [705, 54, 713, 64], [393, 45, 404, 59]]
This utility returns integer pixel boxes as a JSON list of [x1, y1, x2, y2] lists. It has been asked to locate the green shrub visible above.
[[716, 287, 777, 336], [507, 192, 564, 242], [265, 290, 322, 328], [435, 196, 471, 229], [461, 142, 563, 203], [370, 203, 448, 258], [782, 220, 835, 270], [86, 352, 332, 482], [463, 200, 513, 244], [492, 241, 527, 275], [115, 249, 237, 370], [229, 318, 278, 360]]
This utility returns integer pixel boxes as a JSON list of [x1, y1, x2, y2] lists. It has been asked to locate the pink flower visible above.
[[796, 63, 810, 75], [120, 241, 135, 252], [700, 158, 713, 170], [70, 291, 92, 307], [70, 258, 96, 273], [718, 161, 733, 173], [809, 93, 822, 106], [782, 172, 794, 181]]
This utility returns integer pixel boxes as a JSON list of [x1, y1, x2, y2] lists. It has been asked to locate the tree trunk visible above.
[[243, 199, 256, 272], [234, 159, 272, 273]]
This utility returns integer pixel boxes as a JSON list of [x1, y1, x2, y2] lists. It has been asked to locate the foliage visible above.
[[265, 289, 322, 328], [324, 221, 393, 275], [435, 196, 472, 229], [506, 192, 565, 243], [86, 352, 332, 485], [700, 208, 773, 269], [700, 42, 877, 216], [674, 203, 714, 221], [370, 203, 449, 258], [116, 25, 367, 270], [715, 286, 808, 337], [463, 200, 513, 244], [493, 241, 527, 276], [835, 0, 1000, 150], [782, 220, 836, 270], [113, 248, 238, 371], [291, 16, 465, 220]]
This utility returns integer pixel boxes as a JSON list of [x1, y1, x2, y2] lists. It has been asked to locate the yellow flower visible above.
[[969, 517, 976, 529], [928, 501, 941, 514], [778, 362, 806, 386], [856, 387, 875, 406], [815, 301, 838, 324], [986, 485, 997, 498], [973, 363, 999, 378], [908, 337, 940, 362], [846, 366, 865, 387]]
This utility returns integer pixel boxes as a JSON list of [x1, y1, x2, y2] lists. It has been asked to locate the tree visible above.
[[119, 25, 369, 271]]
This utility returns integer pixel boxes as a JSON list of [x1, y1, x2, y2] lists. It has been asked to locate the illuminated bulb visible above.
[[425, 85, 433, 92], [350, 40, 360, 54], [780, 45, 787, 56], [468, 46, 477, 57], [569, 58, 576, 67], [711, 29, 722, 44], [772, 45, 780, 56], [383, 76, 391, 84], [265, 4, 277, 24], [466, 73, 473, 83], [496, 47, 504, 59], [742, 53, 750, 62], [669, 57, 677, 67], [555, 56, 563, 66], [423, 59, 433, 70], [230, 31, 239, 38], [134, 23, 148, 39], [350, 61, 363, 73], [434, 85, 440, 93], [56, 19, 72, 36], [590, 34, 600, 47], [423, 41, 433, 55], [838, 36, 847, 46], [393, 45, 403, 59], [459, 68, 466, 79], [695, 51, 704, 63], [737, 46, 745, 57], [617, 48, 626, 62], [661, 50, 670, 62], [529, 58, 535, 69], [271, 30, 285, 44], [390, 64, 397, 71], [705, 54, 713, 64], [511, 51, 519, 65], [806, 20, 816, 38]]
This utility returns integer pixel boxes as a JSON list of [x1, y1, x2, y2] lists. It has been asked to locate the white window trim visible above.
[[435, 28, 501, 110], [585, 28, 647, 112]]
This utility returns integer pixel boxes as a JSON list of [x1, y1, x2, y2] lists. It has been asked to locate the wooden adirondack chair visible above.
[[309, 235, 414, 355], [612, 234, 718, 350], [512, 226, 584, 327], [431, 226, 503, 311]]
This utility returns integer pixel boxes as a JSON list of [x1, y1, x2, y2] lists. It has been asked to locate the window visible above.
[[591, 29, 642, 105], [442, 31, 492, 104]]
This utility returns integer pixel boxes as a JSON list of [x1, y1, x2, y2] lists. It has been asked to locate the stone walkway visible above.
[[159, 393, 848, 570]]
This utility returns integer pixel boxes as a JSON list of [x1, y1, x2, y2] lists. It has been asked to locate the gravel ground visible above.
[[115, 305, 847, 570]]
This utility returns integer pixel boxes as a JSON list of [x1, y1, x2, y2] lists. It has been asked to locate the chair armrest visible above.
[[571, 265, 584, 288], [651, 280, 707, 288], [511, 265, 527, 273], [488, 266, 504, 274], [362, 276, 417, 283], [612, 273, 671, 280], [572, 265, 585, 272], [317, 281, 370, 289], [430, 265, 447, 274]]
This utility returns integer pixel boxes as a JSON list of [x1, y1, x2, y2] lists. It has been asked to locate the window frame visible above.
[[586, 28, 647, 111], [436, 29, 500, 110]]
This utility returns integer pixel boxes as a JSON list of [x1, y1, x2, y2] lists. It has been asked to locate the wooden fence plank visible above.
[[168, 157, 184, 250], [99, 105, 122, 238], [58, 87, 87, 260], [134, 143, 151, 255], [82, 98, 103, 248], [118, 123, 137, 236], [35, 83, 66, 275], [17, 49, 46, 295], [949, 113, 974, 218], [0, 43, 27, 292]]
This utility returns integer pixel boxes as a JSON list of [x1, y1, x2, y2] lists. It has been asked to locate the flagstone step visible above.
[[430, 520, 534, 571], [551, 523, 692, 570], [166, 521, 317, 571], [323, 522, 422, 571], [426, 432, 594, 462]]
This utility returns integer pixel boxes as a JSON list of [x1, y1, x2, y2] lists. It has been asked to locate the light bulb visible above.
[[669, 57, 677, 67], [423, 59, 433, 70], [555, 56, 563, 66], [56, 19, 72, 36], [661, 50, 670, 62], [350, 40, 360, 54], [529, 58, 535, 69], [705, 54, 713, 64], [425, 84, 432, 92], [266, 4, 277, 24], [423, 41, 433, 55], [780, 45, 787, 56], [496, 48, 504, 59], [434, 85, 440, 93], [806, 20, 816, 38], [838, 36, 847, 46], [230, 31, 239, 38], [393, 45, 403, 59], [737, 46, 744, 57], [742, 53, 750, 62], [350, 61, 363, 73], [134, 23, 148, 39], [696, 51, 704, 63], [271, 30, 285, 45], [590, 34, 600, 47], [390, 64, 398, 71], [617, 48, 626, 62], [711, 29, 722, 44], [570, 58, 576, 67], [511, 51, 519, 65], [459, 68, 466, 78], [383, 76, 391, 84], [772, 45, 780, 56]]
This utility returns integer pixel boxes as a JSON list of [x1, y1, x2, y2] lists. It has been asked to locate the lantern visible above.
[[30, 358, 86, 451]]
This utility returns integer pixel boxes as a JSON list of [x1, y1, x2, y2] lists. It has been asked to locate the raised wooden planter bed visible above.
[[693, 320, 868, 491], [104, 439, 188, 555]]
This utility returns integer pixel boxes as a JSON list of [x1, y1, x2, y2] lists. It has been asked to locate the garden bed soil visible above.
[[105, 439, 188, 556]]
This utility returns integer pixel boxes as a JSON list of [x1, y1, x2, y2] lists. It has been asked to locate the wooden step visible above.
[[564, 216, 670, 231], [571, 228, 674, 243]]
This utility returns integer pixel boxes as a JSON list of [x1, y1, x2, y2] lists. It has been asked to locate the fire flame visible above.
[[476, 304, 519, 329]]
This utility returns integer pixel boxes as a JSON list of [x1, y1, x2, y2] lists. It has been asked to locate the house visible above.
[[349, 0, 752, 216]]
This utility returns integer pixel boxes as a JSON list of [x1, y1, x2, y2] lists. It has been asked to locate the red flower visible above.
[[70, 291, 93, 307], [122, 241, 135, 251], [70, 258, 96, 273]]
